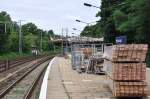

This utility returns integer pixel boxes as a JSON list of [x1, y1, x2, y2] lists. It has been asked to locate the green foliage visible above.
[[23, 33, 37, 52], [93, 0, 150, 44], [0, 11, 11, 22], [133, 0, 150, 44], [113, 10, 127, 28], [12, 22, 19, 33], [0, 11, 12, 53], [0, 11, 57, 59], [22, 23, 38, 35], [80, 23, 103, 38], [8, 32, 19, 52], [42, 39, 49, 51], [0, 52, 31, 60], [48, 30, 54, 37]]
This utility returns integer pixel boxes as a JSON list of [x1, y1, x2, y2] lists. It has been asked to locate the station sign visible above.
[[116, 36, 127, 44]]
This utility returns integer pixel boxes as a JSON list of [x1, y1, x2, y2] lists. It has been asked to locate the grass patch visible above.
[[0, 52, 31, 60], [0, 51, 59, 61]]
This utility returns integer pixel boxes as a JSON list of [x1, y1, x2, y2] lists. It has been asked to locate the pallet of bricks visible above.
[[103, 44, 148, 97]]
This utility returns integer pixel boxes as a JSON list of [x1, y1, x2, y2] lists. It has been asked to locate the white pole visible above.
[[18, 20, 22, 54], [66, 28, 68, 54], [61, 28, 64, 55]]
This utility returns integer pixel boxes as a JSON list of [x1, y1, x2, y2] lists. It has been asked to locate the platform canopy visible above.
[[50, 36, 104, 44], [68, 37, 104, 43]]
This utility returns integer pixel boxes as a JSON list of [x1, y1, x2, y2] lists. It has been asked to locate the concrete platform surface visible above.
[[46, 57, 68, 99], [46, 57, 150, 99]]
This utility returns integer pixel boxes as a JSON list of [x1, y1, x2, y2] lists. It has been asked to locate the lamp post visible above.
[[72, 28, 82, 32], [75, 20, 90, 26], [84, 3, 100, 9], [72, 28, 83, 43], [76, 19, 100, 26], [83, 3, 103, 41], [75, 19, 100, 43]]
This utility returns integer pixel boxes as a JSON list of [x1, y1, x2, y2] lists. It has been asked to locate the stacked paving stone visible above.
[[104, 44, 148, 97]]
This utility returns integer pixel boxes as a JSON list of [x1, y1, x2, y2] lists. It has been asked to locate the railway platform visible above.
[[39, 56, 150, 99]]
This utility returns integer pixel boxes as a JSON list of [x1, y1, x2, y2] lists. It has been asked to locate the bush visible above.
[[8, 32, 19, 52]]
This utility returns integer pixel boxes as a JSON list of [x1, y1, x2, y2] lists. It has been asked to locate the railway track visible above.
[[0, 55, 49, 84], [0, 55, 47, 73], [0, 55, 52, 80], [0, 56, 53, 99]]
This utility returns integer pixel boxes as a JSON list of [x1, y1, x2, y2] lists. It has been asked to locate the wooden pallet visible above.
[[104, 60, 146, 81], [107, 78, 147, 97]]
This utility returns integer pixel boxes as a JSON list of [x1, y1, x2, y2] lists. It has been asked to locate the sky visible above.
[[0, 0, 101, 36]]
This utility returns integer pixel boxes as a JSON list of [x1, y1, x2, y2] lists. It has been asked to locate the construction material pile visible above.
[[104, 44, 147, 62], [108, 80, 147, 97], [105, 61, 146, 81], [71, 51, 83, 70], [104, 44, 148, 97], [86, 54, 104, 74], [81, 48, 93, 59], [71, 47, 93, 72]]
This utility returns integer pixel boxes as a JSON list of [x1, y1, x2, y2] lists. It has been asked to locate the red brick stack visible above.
[[104, 44, 148, 97]]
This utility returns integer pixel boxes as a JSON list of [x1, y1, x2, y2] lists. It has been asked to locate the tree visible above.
[[97, 0, 125, 43], [80, 24, 103, 38], [8, 32, 19, 52], [23, 33, 37, 52], [22, 23, 38, 35], [0, 11, 56, 54], [12, 22, 19, 33], [48, 30, 54, 36], [131, 0, 150, 44], [42, 37, 49, 51], [0, 11, 12, 53]]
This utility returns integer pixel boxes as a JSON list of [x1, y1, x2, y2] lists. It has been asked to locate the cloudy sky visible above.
[[0, 0, 101, 35]]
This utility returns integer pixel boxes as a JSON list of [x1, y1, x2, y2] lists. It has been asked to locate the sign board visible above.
[[116, 36, 127, 44]]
